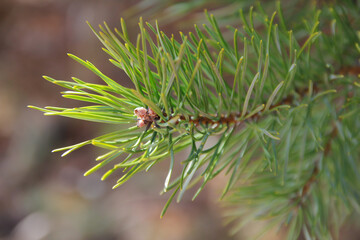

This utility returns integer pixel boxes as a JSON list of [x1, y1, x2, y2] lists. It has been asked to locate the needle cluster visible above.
[[29, 0, 360, 239]]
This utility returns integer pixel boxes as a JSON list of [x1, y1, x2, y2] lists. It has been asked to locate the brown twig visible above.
[[164, 83, 320, 127], [339, 66, 360, 76], [299, 124, 338, 199]]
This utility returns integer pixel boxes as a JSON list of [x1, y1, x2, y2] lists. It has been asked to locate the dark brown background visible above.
[[0, 1, 238, 240]]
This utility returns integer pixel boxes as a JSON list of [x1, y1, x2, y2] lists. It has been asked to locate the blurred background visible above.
[[0, 0, 358, 240], [0, 1, 243, 240]]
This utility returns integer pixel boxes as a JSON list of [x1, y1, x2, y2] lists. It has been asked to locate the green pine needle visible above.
[[29, 1, 360, 238]]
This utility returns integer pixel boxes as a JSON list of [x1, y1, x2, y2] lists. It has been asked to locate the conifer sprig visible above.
[[29, 7, 300, 194], [29, 1, 360, 238]]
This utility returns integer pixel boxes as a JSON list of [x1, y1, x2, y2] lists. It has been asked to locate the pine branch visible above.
[[29, 0, 360, 239]]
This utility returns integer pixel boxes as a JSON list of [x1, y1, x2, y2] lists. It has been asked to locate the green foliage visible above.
[[29, 0, 360, 239]]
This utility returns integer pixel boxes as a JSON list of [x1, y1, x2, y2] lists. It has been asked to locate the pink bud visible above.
[[134, 107, 147, 118], [137, 119, 146, 128], [148, 108, 156, 117]]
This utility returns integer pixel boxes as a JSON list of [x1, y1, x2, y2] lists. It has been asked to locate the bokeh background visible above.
[[0, 1, 241, 240], [0, 1, 359, 240]]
